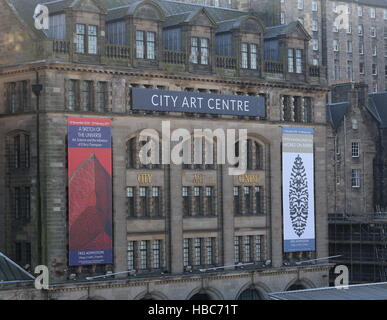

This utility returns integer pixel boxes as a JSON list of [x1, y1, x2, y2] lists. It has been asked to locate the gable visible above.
[[72, 0, 104, 14], [191, 12, 214, 27], [134, 4, 162, 20], [241, 18, 263, 34]]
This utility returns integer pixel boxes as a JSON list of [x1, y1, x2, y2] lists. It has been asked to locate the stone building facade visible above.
[[179, 0, 387, 93], [0, 0, 330, 299]]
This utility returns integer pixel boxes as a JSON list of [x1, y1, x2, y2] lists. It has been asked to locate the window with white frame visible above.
[[351, 169, 361, 188], [372, 63, 378, 75], [359, 62, 365, 74], [347, 23, 352, 34], [191, 37, 209, 65], [359, 42, 364, 55], [312, 39, 318, 51], [333, 40, 339, 52], [312, 0, 318, 12], [358, 25, 363, 36], [373, 45, 377, 56], [281, 12, 285, 24], [312, 20, 318, 32], [332, 1, 337, 12], [358, 6, 363, 17], [384, 9, 387, 20], [370, 7, 376, 19], [371, 27, 376, 38], [297, 0, 303, 10], [351, 142, 360, 158], [347, 41, 352, 53]]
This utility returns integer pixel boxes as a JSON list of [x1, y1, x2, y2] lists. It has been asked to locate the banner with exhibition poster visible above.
[[67, 117, 113, 266], [282, 127, 315, 253]]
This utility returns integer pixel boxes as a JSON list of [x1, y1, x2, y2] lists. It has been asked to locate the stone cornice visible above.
[[46, 264, 332, 293], [0, 61, 330, 93]]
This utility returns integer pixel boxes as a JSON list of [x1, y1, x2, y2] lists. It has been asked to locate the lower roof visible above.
[[269, 282, 387, 300]]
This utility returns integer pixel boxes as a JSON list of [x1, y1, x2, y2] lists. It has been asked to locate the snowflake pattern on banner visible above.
[[289, 155, 309, 237]]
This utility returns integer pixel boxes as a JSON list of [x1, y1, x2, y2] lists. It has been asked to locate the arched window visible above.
[[189, 293, 212, 301], [235, 139, 263, 170], [126, 135, 162, 169], [237, 288, 263, 300], [6, 132, 30, 169], [287, 283, 307, 291]]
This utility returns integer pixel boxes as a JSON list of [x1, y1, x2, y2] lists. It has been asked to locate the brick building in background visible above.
[[0, 0, 330, 299]]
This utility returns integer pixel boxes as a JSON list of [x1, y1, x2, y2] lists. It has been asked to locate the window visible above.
[[183, 239, 190, 267], [128, 241, 135, 270], [351, 169, 360, 188], [282, 95, 293, 121], [372, 64, 378, 75], [352, 142, 360, 158], [6, 81, 29, 113], [67, 80, 78, 111], [347, 41, 352, 53], [358, 6, 363, 17], [332, 2, 337, 13], [312, 39, 318, 51], [9, 134, 30, 169], [384, 9, 387, 20], [347, 61, 353, 80], [333, 40, 339, 52], [194, 187, 202, 216], [183, 187, 190, 216], [152, 187, 161, 217], [255, 236, 263, 261], [127, 187, 135, 217], [48, 14, 66, 39], [205, 238, 213, 265], [255, 187, 262, 215], [136, 31, 156, 60], [152, 240, 161, 269], [140, 187, 149, 217], [234, 237, 241, 264], [241, 43, 258, 70], [106, 21, 126, 45], [373, 45, 377, 56], [6, 82, 17, 113], [75, 24, 85, 53], [243, 237, 251, 263], [334, 60, 340, 80], [287, 49, 294, 72], [303, 97, 312, 123], [371, 27, 376, 38], [194, 238, 201, 266], [358, 25, 363, 36], [244, 186, 251, 215], [295, 49, 302, 73], [13, 186, 31, 221], [359, 62, 365, 74], [88, 25, 97, 54], [359, 42, 364, 55], [333, 23, 338, 33], [234, 187, 240, 215], [281, 12, 285, 24], [370, 8, 376, 19], [81, 81, 93, 111], [297, 0, 303, 10], [191, 37, 209, 65], [312, 20, 318, 32], [312, 1, 318, 12], [96, 81, 108, 112], [206, 187, 214, 216], [347, 23, 352, 34], [312, 59, 318, 66], [139, 241, 148, 270]]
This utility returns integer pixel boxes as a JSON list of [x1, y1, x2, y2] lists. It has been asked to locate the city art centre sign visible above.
[[132, 88, 266, 117]]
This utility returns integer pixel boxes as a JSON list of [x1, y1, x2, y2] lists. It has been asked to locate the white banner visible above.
[[282, 127, 315, 252]]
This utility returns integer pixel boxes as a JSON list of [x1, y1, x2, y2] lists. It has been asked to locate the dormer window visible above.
[[75, 24, 98, 54], [190, 37, 209, 65], [287, 49, 303, 74], [47, 14, 66, 39], [136, 31, 156, 59], [241, 43, 258, 69]]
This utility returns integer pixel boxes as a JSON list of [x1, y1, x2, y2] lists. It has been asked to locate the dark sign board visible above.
[[132, 88, 266, 117]]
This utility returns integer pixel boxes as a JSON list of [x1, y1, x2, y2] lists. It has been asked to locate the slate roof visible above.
[[368, 92, 387, 128], [326, 102, 350, 129], [265, 21, 310, 40], [269, 282, 387, 300], [0, 252, 35, 283], [338, 0, 387, 8], [326, 91, 387, 129]]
